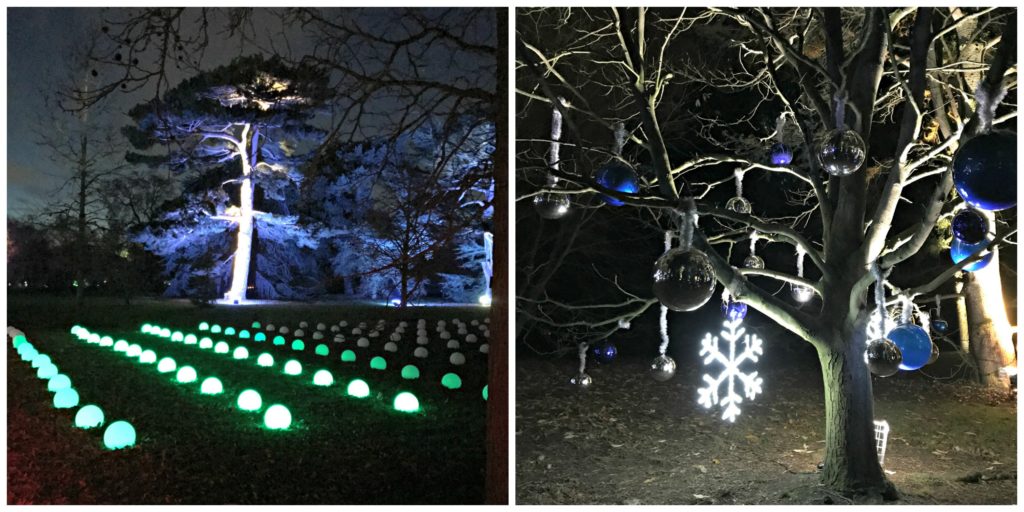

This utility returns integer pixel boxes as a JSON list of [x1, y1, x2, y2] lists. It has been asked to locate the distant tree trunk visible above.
[[226, 123, 255, 303], [955, 277, 971, 354], [75, 133, 88, 307], [964, 247, 1016, 387]]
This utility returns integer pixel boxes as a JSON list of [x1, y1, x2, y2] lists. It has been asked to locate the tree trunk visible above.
[[225, 123, 254, 304], [964, 247, 1016, 387], [75, 133, 88, 307]]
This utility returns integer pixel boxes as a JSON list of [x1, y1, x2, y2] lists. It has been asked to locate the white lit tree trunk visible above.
[[964, 247, 1017, 387], [225, 123, 255, 303]]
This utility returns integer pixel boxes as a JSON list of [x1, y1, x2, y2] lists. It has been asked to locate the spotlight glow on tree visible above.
[[697, 319, 764, 422]]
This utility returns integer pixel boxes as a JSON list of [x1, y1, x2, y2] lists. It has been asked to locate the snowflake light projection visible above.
[[698, 318, 764, 422]]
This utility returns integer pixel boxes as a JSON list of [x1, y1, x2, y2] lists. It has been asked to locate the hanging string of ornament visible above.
[[726, 168, 751, 214], [595, 121, 640, 206], [533, 97, 571, 220], [791, 245, 814, 303], [817, 90, 866, 177], [570, 341, 592, 387], [865, 262, 902, 377], [651, 230, 678, 382], [769, 113, 794, 166]]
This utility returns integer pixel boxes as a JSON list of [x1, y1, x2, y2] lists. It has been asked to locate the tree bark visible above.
[[225, 123, 254, 304], [964, 247, 1016, 387], [75, 133, 88, 307]]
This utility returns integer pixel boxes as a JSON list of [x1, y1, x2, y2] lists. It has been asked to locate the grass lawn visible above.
[[8, 294, 490, 504]]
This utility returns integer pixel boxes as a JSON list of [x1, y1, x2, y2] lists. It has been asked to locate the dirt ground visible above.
[[515, 355, 1017, 505]]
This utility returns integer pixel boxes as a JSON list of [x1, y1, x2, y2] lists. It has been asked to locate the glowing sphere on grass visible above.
[[384, 342, 398, 353], [446, 340, 460, 350], [341, 350, 357, 362], [482, 385, 488, 400], [254, 332, 267, 342], [650, 355, 677, 381], [142, 324, 154, 333], [441, 373, 463, 390], [12, 334, 27, 348], [950, 237, 993, 272], [254, 353, 273, 367], [176, 366, 197, 383], [266, 324, 276, 332], [171, 331, 184, 342], [214, 341, 230, 354], [283, 360, 302, 376], [157, 357, 177, 373], [295, 329, 306, 338], [393, 392, 420, 413], [450, 352, 466, 365], [570, 372, 593, 387], [233, 346, 249, 360], [722, 299, 748, 322], [199, 338, 213, 350], [928, 342, 940, 365], [252, 321, 262, 329], [440, 331, 451, 341], [47, 374, 72, 392], [273, 335, 285, 346], [89, 334, 102, 344], [201, 377, 223, 395], [466, 333, 478, 343], [126, 344, 142, 358], [210, 324, 222, 334], [416, 336, 429, 345], [224, 327, 236, 336], [199, 322, 209, 331], [100, 337, 114, 348], [114, 340, 129, 352], [725, 196, 752, 214], [480, 343, 490, 354], [401, 365, 420, 380], [952, 132, 1017, 211], [952, 208, 990, 245], [652, 248, 717, 312], [931, 319, 949, 333], [347, 379, 370, 398], [590, 342, 617, 364], [239, 330, 250, 339], [53, 388, 79, 408], [887, 324, 932, 371], [414, 347, 429, 359], [313, 332, 324, 341], [103, 421, 136, 450], [370, 356, 387, 370], [160, 328, 171, 338], [31, 354, 51, 369], [263, 405, 292, 429], [865, 338, 902, 377], [357, 338, 370, 348], [140, 350, 157, 364], [595, 161, 640, 206], [37, 364, 59, 380], [184, 334, 197, 345], [75, 405, 104, 429], [19, 346, 38, 362], [389, 332, 401, 342], [770, 142, 793, 166], [237, 389, 262, 411], [533, 192, 571, 219], [315, 344, 329, 356], [278, 326, 289, 334], [313, 369, 334, 387], [816, 129, 866, 176]]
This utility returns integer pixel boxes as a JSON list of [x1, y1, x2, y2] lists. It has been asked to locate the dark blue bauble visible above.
[[952, 132, 1017, 211], [769, 142, 793, 166], [886, 323, 932, 371], [590, 342, 618, 364], [931, 319, 949, 333], [595, 162, 639, 206], [950, 237, 993, 272], [951, 208, 990, 245], [721, 299, 748, 321]]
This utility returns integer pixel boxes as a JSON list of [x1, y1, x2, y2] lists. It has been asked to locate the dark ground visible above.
[[516, 352, 1017, 505], [7, 295, 490, 504]]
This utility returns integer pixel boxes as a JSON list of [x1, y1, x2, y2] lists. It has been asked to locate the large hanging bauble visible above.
[[649, 354, 677, 382], [927, 341, 940, 365], [950, 237, 993, 272], [791, 284, 814, 303], [770, 142, 793, 166], [590, 342, 618, 364], [722, 299, 747, 322], [743, 255, 764, 269], [652, 248, 717, 312], [533, 192, 571, 219], [952, 132, 1017, 211], [951, 208, 990, 245], [886, 323, 932, 371], [725, 196, 752, 214], [930, 319, 949, 333], [816, 129, 866, 176], [594, 162, 640, 206], [865, 338, 902, 377], [570, 372, 593, 387]]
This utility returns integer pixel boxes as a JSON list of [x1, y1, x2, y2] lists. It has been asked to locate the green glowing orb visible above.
[[199, 338, 213, 349], [232, 346, 250, 360], [160, 328, 171, 338], [171, 331, 184, 342], [48, 374, 72, 392], [254, 332, 267, 342], [370, 356, 387, 370], [315, 344, 329, 356], [441, 373, 463, 390], [176, 366, 198, 383], [74, 404, 104, 429], [401, 365, 420, 380], [273, 335, 285, 345], [53, 388, 80, 408], [347, 379, 370, 398], [31, 354, 51, 369], [210, 324, 222, 334], [251, 321, 261, 329], [126, 344, 142, 358], [140, 350, 157, 364], [239, 330, 251, 339], [237, 389, 262, 411], [140, 324, 152, 333], [341, 350, 357, 362], [257, 353, 274, 367], [482, 385, 488, 401], [393, 392, 420, 413], [224, 327, 236, 336], [283, 360, 302, 376], [200, 377, 223, 395], [113, 340, 129, 352], [312, 369, 334, 386], [12, 335, 27, 348], [157, 357, 177, 373], [199, 322, 210, 331], [291, 340, 305, 351], [87, 333, 101, 344], [263, 404, 292, 430], [214, 341, 230, 354], [184, 334, 198, 344], [37, 363, 59, 380], [103, 421, 136, 450], [100, 337, 114, 347]]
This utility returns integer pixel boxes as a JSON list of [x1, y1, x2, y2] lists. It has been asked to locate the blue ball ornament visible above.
[[590, 342, 617, 364], [722, 299, 748, 322], [951, 208, 989, 245], [769, 142, 793, 166], [950, 237, 993, 272], [595, 162, 639, 206], [930, 319, 949, 333], [952, 132, 1016, 211], [886, 324, 932, 371]]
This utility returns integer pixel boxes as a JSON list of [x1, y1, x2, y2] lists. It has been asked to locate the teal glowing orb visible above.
[[199, 338, 213, 349], [239, 330, 251, 339], [313, 369, 334, 386], [393, 392, 420, 413], [370, 356, 387, 370], [126, 344, 142, 358], [160, 328, 171, 338], [291, 340, 305, 351], [224, 327, 236, 336], [341, 350, 357, 362], [441, 373, 463, 390], [140, 350, 157, 364], [347, 379, 370, 398], [315, 344, 329, 356], [401, 365, 420, 380], [176, 366, 197, 383], [200, 377, 223, 395], [75, 404, 104, 429], [171, 331, 184, 342], [257, 353, 274, 367], [199, 322, 210, 331], [214, 341, 230, 354], [20, 346, 38, 361], [283, 360, 302, 376], [48, 374, 72, 392], [210, 325, 222, 334], [12, 334, 27, 348], [232, 346, 250, 360], [113, 340, 129, 352], [157, 357, 177, 373], [184, 334, 198, 345], [251, 321, 261, 329], [263, 404, 292, 430], [141, 324, 152, 333], [273, 335, 285, 346], [237, 389, 262, 411], [254, 332, 267, 342], [31, 354, 51, 369], [37, 363, 59, 380], [482, 385, 488, 401], [103, 421, 136, 450], [100, 337, 114, 348], [53, 388, 80, 408], [88, 333, 101, 344]]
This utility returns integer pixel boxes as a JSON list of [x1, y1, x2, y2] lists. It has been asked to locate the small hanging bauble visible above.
[[570, 372, 593, 387], [649, 354, 677, 382], [533, 192, 571, 219], [865, 338, 902, 377], [725, 196, 752, 214], [927, 341, 940, 365], [886, 323, 932, 371], [952, 132, 1017, 211], [652, 248, 717, 312], [816, 129, 866, 176], [791, 284, 814, 303], [743, 255, 765, 269], [769, 142, 793, 166], [590, 342, 617, 364], [951, 208, 990, 245], [595, 162, 639, 206], [722, 299, 747, 322], [950, 237, 993, 272], [930, 319, 949, 333]]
